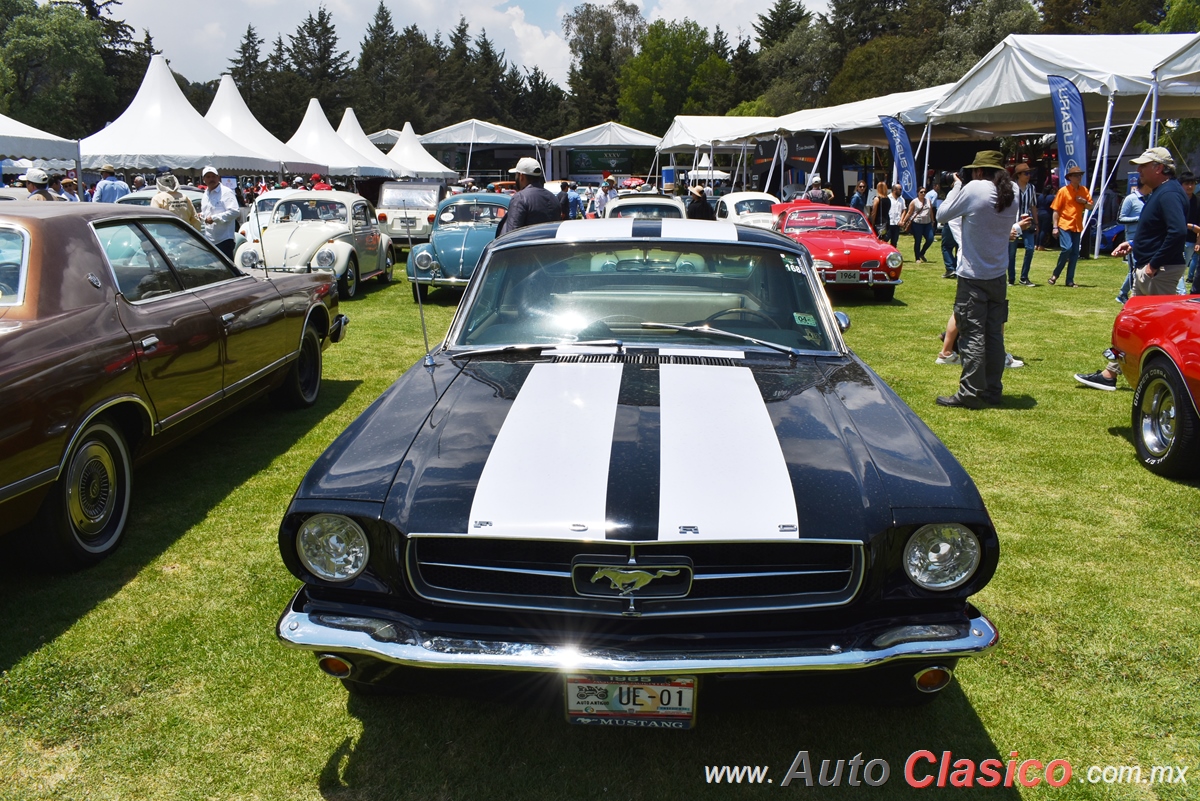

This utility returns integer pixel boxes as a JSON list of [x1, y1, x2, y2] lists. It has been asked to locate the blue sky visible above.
[[114, 0, 821, 89]]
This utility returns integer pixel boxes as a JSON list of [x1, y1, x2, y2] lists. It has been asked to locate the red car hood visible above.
[[788, 229, 887, 259]]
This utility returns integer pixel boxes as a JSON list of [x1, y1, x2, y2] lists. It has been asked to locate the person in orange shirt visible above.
[[1049, 165, 1094, 286]]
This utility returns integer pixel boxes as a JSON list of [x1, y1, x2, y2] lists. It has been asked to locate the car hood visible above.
[[295, 354, 986, 542], [429, 225, 497, 278], [261, 223, 344, 266], [791, 230, 886, 259]]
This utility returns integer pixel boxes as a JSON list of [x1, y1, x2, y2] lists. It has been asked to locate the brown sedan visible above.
[[0, 204, 347, 568]]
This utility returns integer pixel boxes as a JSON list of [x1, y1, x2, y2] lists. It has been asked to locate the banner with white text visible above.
[[1048, 75, 1088, 180], [879, 116, 917, 201]]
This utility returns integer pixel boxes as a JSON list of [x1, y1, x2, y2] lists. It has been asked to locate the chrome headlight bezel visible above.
[[315, 248, 336, 268], [903, 524, 981, 591], [296, 514, 370, 583], [886, 251, 903, 269], [239, 249, 260, 269], [413, 250, 433, 270], [812, 258, 833, 270]]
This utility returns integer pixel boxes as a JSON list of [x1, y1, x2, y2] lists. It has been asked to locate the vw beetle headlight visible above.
[[296, 514, 369, 582], [239, 249, 260, 269], [413, 250, 433, 270], [903, 524, 980, 590], [886, 252, 903, 269], [812, 258, 833, 270], [315, 248, 336, 268]]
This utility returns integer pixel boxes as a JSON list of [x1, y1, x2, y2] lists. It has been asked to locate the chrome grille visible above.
[[407, 537, 863, 616]]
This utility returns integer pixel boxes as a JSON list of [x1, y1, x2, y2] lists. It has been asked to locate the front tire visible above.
[[1132, 360, 1200, 477], [873, 285, 896, 302], [378, 248, 394, 283], [39, 419, 132, 569], [411, 281, 429, 302], [273, 326, 322, 409], [338, 256, 359, 300]]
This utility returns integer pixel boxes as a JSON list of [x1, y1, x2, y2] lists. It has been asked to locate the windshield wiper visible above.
[[640, 322, 801, 359], [448, 339, 625, 359]]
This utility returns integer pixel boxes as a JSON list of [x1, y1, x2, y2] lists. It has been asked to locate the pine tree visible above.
[[288, 4, 352, 124], [353, 2, 401, 132], [753, 0, 811, 49], [228, 25, 265, 102]]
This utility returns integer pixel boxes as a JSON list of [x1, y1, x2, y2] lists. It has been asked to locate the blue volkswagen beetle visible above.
[[406, 193, 511, 301]]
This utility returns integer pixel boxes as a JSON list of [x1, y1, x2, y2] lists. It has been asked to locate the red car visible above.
[[773, 202, 903, 301], [1109, 295, 1200, 477]]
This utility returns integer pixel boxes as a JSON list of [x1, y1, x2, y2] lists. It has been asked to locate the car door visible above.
[[97, 221, 224, 427], [352, 201, 381, 271], [140, 220, 290, 394]]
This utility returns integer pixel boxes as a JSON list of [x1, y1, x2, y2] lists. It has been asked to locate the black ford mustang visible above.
[[277, 219, 998, 727]]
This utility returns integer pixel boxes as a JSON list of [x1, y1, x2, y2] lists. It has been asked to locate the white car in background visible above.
[[603, 194, 687, 219], [715, 191, 780, 230], [376, 182, 449, 249], [239, 188, 301, 242]]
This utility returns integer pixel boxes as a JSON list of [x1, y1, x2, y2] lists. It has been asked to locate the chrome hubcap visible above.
[[1139, 378, 1176, 457], [67, 442, 115, 537]]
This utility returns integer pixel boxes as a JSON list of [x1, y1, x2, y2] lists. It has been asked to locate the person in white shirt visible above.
[[199, 165, 240, 258]]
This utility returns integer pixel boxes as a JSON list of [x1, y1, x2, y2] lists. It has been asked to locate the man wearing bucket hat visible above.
[[933, 150, 1022, 409], [1075, 146, 1187, 391], [495, 157, 559, 236], [1049, 163, 1094, 286]]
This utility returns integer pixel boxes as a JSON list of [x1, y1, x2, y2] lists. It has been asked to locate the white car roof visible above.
[[719, 192, 779, 204]]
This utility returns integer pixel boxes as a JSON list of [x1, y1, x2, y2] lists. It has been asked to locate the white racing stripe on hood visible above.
[[657, 364, 799, 541], [468, 362, 622, 539]]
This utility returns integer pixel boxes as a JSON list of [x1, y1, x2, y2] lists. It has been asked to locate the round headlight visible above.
[[886, 252, 903, 269], [903, 524, 980, 590], [413, 250, 433, 270], [812, 258, 833, 270], [239, 249, 260, 269], [296, 514, 369, 582], [315, 248, 336, 268]]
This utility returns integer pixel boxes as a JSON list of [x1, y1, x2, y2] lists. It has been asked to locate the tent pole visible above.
[[826, 131, 833, 195], [811, 130, 829, 184], [921, 122, 932, 189], [1087, 88, 1152, 256], [1084, 94, 1115, 257], [465, 120, 475, 184], [1150, 80, 1160, 146], [764, 137, 782, 197]]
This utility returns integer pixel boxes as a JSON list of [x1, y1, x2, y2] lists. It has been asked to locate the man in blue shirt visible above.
[[1075, 147, 1187, 390], [567, 182, 582, 219], [94, 165, 130, 203]]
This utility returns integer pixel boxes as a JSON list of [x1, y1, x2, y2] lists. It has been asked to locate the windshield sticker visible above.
[[793, 313, 817, 327], [783, 256, 804, 274], [803, 330, 824, 347]]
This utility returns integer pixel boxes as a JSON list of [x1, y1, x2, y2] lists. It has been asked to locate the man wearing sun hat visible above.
[[494, 156, 558, 236], [1049, 163, 1094, 286], [687, 184, 716, 220], [94, 164, 130, 203], [1075, 146, 1187, 391]]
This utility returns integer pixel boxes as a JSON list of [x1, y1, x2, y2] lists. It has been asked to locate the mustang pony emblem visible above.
[[591, 567, 681, 596]]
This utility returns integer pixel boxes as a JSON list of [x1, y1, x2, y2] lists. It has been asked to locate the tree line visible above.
[[0, 0, 1190, 144]]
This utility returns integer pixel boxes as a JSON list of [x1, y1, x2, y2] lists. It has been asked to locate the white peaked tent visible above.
[[367, 128, 405, 149], [337, 108, 405, 177], [419, 118, 548, 148], [205, 75, 327, 176], [0, 113, 79, 162], [385, 123, 457, 180], [286, 99, 391, 178], [657, 116, 778, 154], [81, 55, 276, 172], [550, 121, 660, 149]]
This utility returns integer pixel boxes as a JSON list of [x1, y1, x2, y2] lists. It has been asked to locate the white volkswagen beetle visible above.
[[714, 191, 781, 230], [235, 190, 393, 299]]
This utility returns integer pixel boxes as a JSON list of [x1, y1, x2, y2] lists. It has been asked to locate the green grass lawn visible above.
[[1, 247, 1197, 800]]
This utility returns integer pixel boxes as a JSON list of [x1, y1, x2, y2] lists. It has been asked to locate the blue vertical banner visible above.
[[1048, 75, 1087, 181], [879, 116, 917, 201]]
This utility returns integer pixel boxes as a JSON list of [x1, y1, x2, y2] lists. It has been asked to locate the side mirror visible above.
[[834, 311, 851, 333]]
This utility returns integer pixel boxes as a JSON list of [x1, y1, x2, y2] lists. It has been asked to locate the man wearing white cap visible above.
[[23, 169, 65, 202], [199, 165, 240, 258], [495, 157, 559, 236]]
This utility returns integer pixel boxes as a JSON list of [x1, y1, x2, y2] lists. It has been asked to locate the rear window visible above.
[[0, 226, 29, 305], [379, 184, 441, 209], [608, 203, 683, 219]]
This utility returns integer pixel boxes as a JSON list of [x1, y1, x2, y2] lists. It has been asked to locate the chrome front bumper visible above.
[[328, 314, 349, 344], [277, 595, 998, 675], [822, 275, 904, 287], [411, 275, 470, 288]]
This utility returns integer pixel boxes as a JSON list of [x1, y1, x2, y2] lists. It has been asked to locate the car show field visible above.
[[1, 250, 1196, 800]]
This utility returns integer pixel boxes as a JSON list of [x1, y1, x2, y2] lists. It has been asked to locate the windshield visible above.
[[437, 200, 507, 227], [380, 185, 441, 208], [452, 242, 832, 353], [608, 202, 683, 219], [734, 199, 775, 215], [782, 208, 870, 234], [272, 199, 347, 224]]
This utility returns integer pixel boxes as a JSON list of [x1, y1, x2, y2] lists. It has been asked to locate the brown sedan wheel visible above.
[[272, 325, 323, 409], [39, 419, 132, 568]]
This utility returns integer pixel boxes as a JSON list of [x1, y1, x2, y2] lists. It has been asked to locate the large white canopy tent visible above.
[[656, 116, 778, 189], [419, 119, 549, 180], [548, 122, 661, 181], [205, 75, 326, 177], [0, 113, 79, 164], [336, 108, 406, 177], [81, 55, 277, 173], [286, 99, 391, 178], [383, 123, 457, 181]]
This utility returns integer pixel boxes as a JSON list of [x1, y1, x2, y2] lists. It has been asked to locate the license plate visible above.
[[834, 270, 861, 283], [566, 675, 696, 729]]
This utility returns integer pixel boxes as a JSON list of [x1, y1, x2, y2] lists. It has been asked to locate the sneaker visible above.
[[1116, 294, 1128, 304], [935, 352, 961, 365], [942, 271, 957, 279], [1074, 370, 1116, 391], [1019, 279, 1036, 286], [1005, 353, 1024, 368]]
